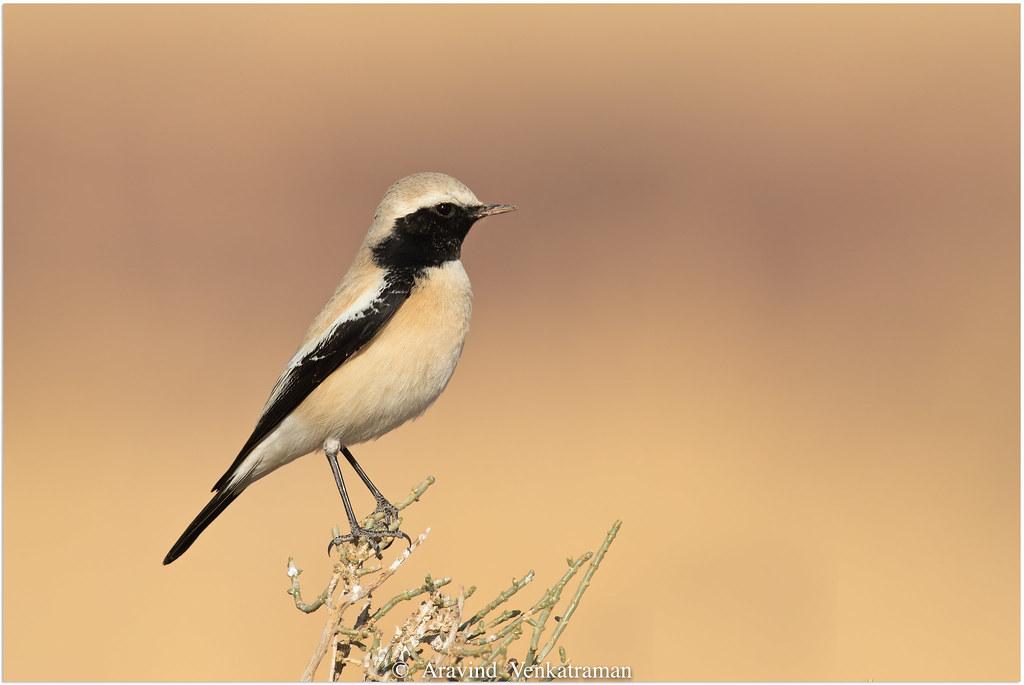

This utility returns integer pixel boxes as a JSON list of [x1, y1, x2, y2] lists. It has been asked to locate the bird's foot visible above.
[[368, 497, 401, 528], [328, 524, 412, 560]]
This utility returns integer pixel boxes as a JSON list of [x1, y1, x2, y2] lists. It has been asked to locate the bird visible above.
[[163, 172, 516, 565]]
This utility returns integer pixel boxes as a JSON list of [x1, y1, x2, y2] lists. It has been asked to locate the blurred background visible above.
[[3, 5, 1019, 680]]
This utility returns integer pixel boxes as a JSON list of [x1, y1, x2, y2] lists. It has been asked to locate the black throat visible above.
[[371, 205, 479, 271]]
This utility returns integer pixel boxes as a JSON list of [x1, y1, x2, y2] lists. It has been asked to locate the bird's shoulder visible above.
[[299, 254, 384, 348]]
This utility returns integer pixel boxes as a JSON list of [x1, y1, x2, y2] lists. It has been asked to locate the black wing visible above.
[[211, 268, 417, 493]]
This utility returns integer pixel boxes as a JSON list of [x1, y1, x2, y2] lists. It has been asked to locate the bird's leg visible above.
[[341, 446, 401, 527], [325, 439, 361, 538], [325, 439, 408, 558]]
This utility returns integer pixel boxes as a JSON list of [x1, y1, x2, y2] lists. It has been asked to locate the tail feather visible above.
[[163, 486, 243, 565]]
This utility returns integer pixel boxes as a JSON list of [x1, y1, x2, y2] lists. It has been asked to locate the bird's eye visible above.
[[432, 203, 456, 218]]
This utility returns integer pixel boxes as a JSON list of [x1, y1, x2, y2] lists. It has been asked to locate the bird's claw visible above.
[[327, 525, 412, 559], [370, 498, 401, 527]]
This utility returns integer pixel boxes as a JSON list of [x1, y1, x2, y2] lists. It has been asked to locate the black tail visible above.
[[163, 486, 244, 565]]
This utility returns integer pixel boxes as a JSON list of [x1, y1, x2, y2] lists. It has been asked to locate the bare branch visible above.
[[285, 478, 621, 682]]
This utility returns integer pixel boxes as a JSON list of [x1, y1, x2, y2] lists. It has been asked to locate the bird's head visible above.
[[365, 172, 516, 270]]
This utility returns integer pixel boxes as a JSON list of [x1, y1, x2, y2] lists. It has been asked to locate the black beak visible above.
[[471, 203, 518, 219]]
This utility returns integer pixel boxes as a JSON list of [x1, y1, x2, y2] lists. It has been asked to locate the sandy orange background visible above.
[[3, 4, 1019, 681]]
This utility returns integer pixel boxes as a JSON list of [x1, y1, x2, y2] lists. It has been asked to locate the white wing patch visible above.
[[288, 278, 385, 369], [266, 275, 387, 407]]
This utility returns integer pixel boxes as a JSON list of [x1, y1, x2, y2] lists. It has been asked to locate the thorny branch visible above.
[[287, 476, 621, 682]]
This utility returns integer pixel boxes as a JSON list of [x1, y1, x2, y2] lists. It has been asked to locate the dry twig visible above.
[[287, 476, 621, 682]]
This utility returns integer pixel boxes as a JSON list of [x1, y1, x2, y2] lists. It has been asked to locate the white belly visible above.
[[245, 261, 472, 480]]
